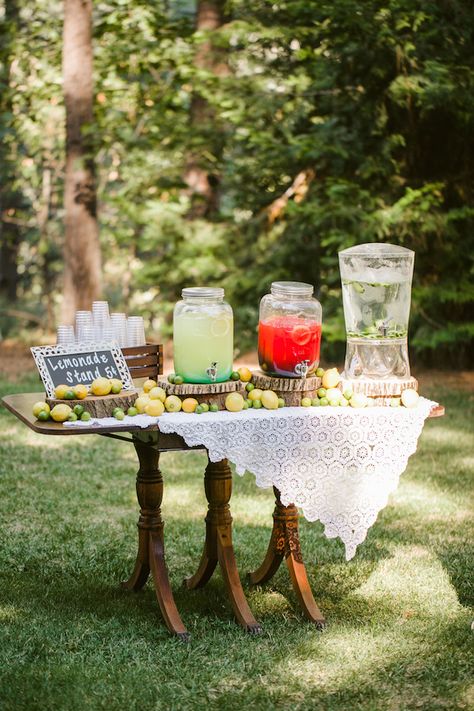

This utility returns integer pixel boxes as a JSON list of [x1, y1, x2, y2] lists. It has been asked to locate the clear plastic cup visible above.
[[111, 313, 127, 347], [56, 325, 75, 345], [126, 316, 146, 347]]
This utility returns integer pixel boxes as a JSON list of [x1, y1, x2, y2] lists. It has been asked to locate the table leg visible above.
[[248, 487, 325, 628], [185, 458, 262, 635], [122, 439, 189, 641]]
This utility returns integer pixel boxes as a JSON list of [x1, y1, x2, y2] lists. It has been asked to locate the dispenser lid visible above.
[[181, 287, 225, 299], [339, 243, 414, 258]]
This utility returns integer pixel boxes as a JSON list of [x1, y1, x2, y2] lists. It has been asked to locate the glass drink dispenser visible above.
[[173, 287, 233, 383], [258, 281, 322, 378], [338, 243, 415, 379]]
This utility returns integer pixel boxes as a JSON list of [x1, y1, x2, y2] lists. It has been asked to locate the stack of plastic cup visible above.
[[126, 316, 146, 347], [92, 301, 111, 342], [111, 313, 128, 347], [56, 325, 75, 345], [75, 311, 94, 343]]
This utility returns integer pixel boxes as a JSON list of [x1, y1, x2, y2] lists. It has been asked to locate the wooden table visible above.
[[2, 393, 444, 639]]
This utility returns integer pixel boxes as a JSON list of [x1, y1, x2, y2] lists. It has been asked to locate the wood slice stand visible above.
[[156, 378, 245, 410], [341, 375, 418, 405], [46, 389, 139, 418], [251, 371, 322, 407]]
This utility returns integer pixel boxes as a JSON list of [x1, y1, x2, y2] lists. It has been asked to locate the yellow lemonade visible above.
[[173, 310, 233, 383]]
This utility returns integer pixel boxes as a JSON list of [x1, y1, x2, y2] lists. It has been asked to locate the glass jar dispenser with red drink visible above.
[[258, 281, 322, 378]]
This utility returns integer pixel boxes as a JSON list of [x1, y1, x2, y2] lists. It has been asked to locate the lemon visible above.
[[322, 368, 341, 389], [182, 397, 199, 413], [326, 388, 342, 402], [73, 384, 88, 400], [134, 396, 150, 414], [237, 367, 252, 382], [301, 397, 312, 407], [149, 387, 167, 403], [54, 384, 70, 399], [143, 379, 157, 393], [32, 401, 50, 418], [145, 400, 165, 417], [110, 378, 123, 394], [401, 389, 419, 408], [248, 388, 263, 402], [225, 392, 244, 412], [50, 404, 72, 422], [91, 377, 112, 396], [261, 390, 279, 410], [349, 393, 368, 408], [164, 395, 182, 413]]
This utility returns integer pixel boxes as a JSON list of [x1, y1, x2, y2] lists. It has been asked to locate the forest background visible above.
[[1, 0, 473, 365]]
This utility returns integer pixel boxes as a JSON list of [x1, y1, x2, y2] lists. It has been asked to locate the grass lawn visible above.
[[0, 373, 473, 711]]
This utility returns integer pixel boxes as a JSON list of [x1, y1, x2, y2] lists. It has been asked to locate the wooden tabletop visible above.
[[1, 392, 201, 451]]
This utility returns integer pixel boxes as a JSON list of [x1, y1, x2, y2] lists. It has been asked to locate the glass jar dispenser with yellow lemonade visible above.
[[173, 287, 233, 383]]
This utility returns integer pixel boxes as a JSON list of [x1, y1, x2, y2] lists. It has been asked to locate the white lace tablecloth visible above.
[[66, 398, 436, 559]]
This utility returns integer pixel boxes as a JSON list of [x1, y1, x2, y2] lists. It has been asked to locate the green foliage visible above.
[[1, 0, 473, 364]]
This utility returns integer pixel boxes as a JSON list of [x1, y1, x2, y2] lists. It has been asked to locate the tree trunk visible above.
[[0, 0, 21, 302], [62, 0, 101, 324], [184, 0, 227, 219]]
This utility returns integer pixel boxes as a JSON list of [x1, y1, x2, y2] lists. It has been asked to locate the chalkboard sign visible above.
[[31, 343, 133, 397]]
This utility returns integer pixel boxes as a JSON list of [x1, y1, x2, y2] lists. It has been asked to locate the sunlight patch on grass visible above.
[[392, 479, 464, 515], [0, 605, 19, 622]]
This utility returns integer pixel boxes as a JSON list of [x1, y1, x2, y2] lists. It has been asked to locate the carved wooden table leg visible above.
[[122, 438, 189, 641], [185, 458, 262, 635], [249, 487, 325, 628]]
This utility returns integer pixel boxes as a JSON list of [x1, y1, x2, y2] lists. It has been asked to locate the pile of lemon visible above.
[[300, 368, 420, 409]]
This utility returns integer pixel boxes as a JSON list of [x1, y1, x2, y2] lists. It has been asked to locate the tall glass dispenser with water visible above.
[[338, 243, 414, 380]]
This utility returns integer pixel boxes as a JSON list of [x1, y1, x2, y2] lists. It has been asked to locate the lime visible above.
[[209, 403, 219, 413], [243, 401, 250, 410], [167, 374, 176, 384], [343, 388, 353, 400], [127, 407, 138, 416], [390, 397, 401, 407], [316, 367, 325, 378], [245, 383, 255, 392], [252, 399, 262, 409], [73, 404, 85, 417], [317, 388, 327, 398], [64, 389, 75, 400], [301, 397, 312, 407], [68, 412, 78, 421], [80, 412, 91, 421], [311, 398, 320, 407], [200, 403, 210, 412], [174, 375, 184, 385], [114, 410, 125, 421], [245, 398, 253, 407], [195, 405, 204, 414], [37, 410, 51, 421], [277, 398, 285, 408], [340, 397, 349, 407], [112, 407, 122, 416], [230, 371, 240, 381], [319, 397, 329, 406], [328, 399, 340, 406]]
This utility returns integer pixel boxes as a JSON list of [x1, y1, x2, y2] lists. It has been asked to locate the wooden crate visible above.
[[121, 343, 163, 380]]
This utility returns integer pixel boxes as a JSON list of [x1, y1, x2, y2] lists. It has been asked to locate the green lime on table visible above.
[[277, 397, 285, 408], [311, 397, 320, 407], [245, 383, 255, 392], [252, 399, 262, 409], [114, 410, 125, 421], [316, 367, 325, 377], [319, 397, 329, 406], [80, 412, 91, 421], [173, 375, 184, 385], [209, 403, 219, 412], [317, 387, 326, 398], [343, 388, 353, 400], [73, 404, 84, 417], [243, 401, 249, 409], [64, 389, 75, 400], [301, 397, 312, 407], [200, 403, 209, 412], [230, 371, 240, 381], [112, 407, 122, 416], [167, 374, 176, 384], [195, 405, 204, 414], [37, 410, 50, 421], [127, 407, 138, 416], [68, 412, 78, 421]]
